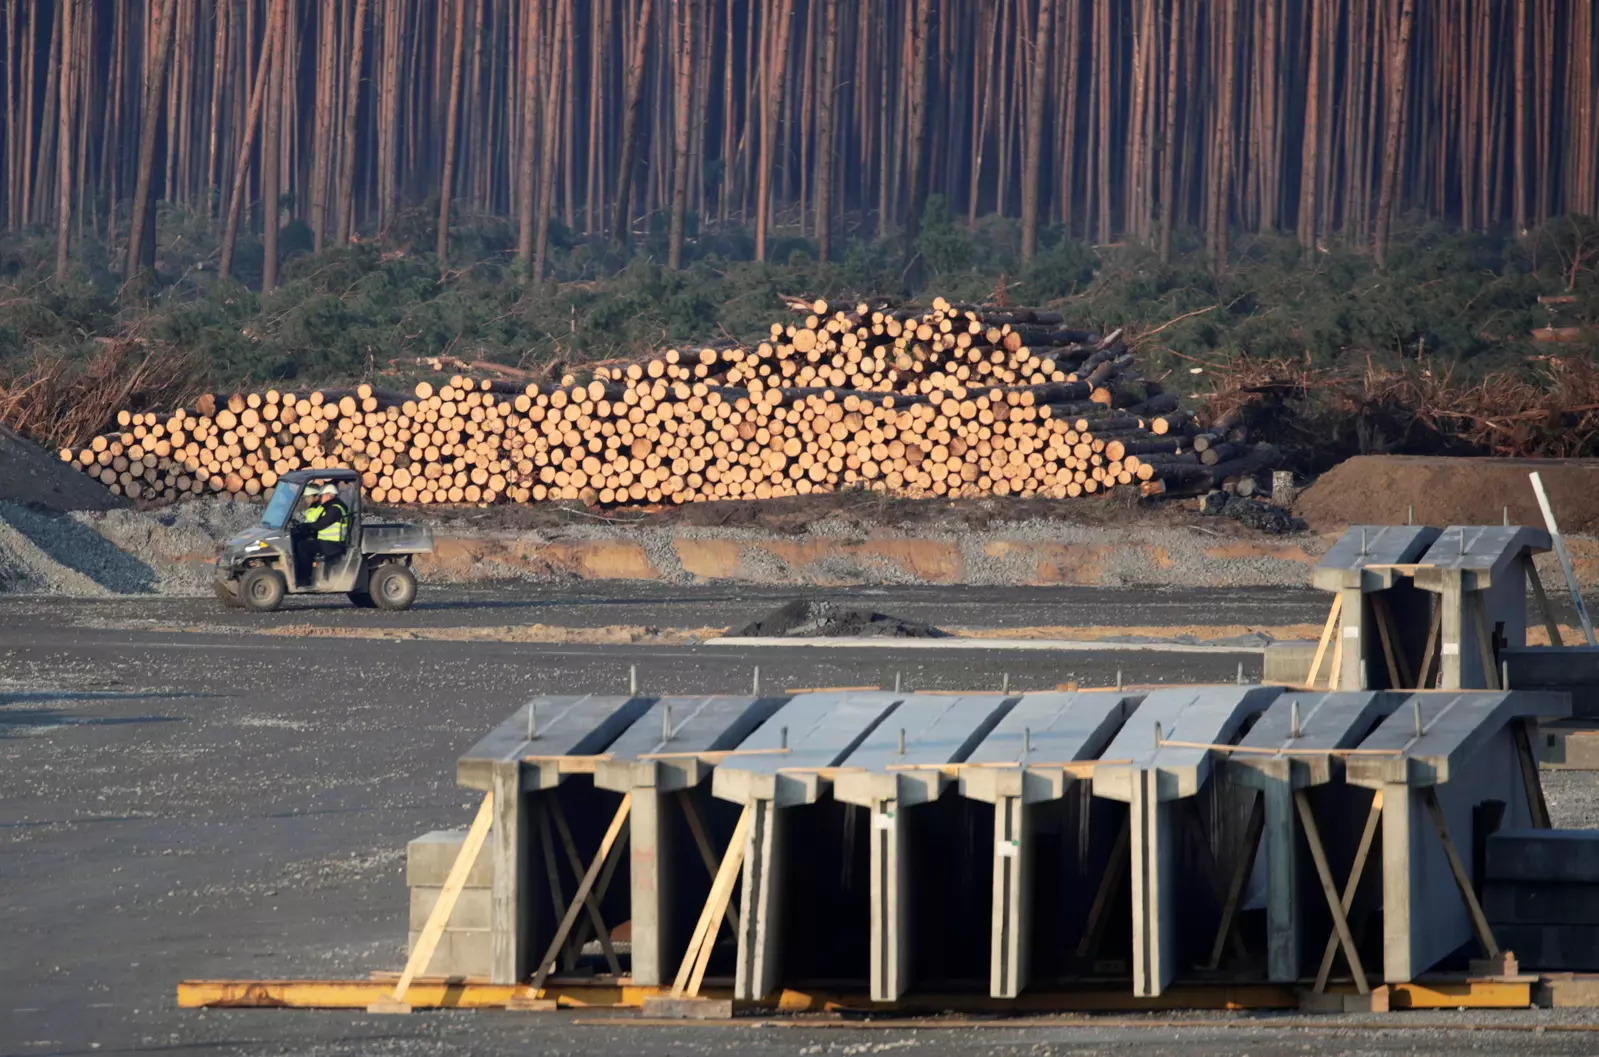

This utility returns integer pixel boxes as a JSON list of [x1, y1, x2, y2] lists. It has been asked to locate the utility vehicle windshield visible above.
[[259, 482, 301, 528]]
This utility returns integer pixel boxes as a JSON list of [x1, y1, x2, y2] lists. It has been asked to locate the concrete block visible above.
[[1486, 830, 1599, 883], [1502, 648, 1599, 718], [406, 928, 494, 979], [1534, 974, 1599, 1008], [1538, 722, 1599, 769], [1298, 985, 1391, 1013], [640, 996, 735, 1019], [406, 829, 495, 887], [1262, 641, 1316, 685], [1485, 882, 1599, 925], [409, 886, 493, 932], [1494, 925, 1599, 972]]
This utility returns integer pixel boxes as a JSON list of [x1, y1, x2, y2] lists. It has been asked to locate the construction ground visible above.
[[13, 439, 1599, 1054], [7, 584, 1599, 1056]]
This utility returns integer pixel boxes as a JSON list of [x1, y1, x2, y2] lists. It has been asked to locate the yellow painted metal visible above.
[[175, 977, 1534, 1013]]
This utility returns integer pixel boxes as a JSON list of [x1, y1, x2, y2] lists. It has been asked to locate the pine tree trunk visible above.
[[755, 0, 795, 260], [610, 0, 654, 248], [666, 0, 695, 269], [1297, 0, 1324, 251], [125, 0, 178, 283], [1373, 0, 1417, 266], [533, 0, 568, 279], [220, 0, 282, 282], [336, 0, 370, 245], [1019, 0, 1053, 261], [437, 0, 466, 265], [814, 0, 839, 260], [261, 0, 286, 294], [54, 0, 75, 281]]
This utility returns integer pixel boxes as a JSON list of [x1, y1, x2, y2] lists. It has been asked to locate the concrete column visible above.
[[1339, 588, 1368, 690], [1261, 780, 1301, 982], [1380, 782, 1415, 983], [627, 786, 669, 987], [488, 761, 531, 984], [1440, 579, 1465, 689], [1130, 769, 1175, 997], [734, 798, 785, 1001], [989, 795, 1032, 998], [870, 798, 910, 1001]]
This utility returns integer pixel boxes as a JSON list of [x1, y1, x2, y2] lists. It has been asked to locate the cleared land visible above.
[[5, 586, 1599, 1057]]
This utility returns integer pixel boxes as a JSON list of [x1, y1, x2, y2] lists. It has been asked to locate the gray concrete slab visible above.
[[1411, 526, 1552, 593], [1346, 691, 1571, 788], [456, 694, 654, 791], [831, 693, 1015, 808], [1487, 829, 1599, 883], [712, 691, 905, 807], [1313, 526, 1442, 592], [1093, 686, 1283, 803], [960, 691, 1143, 804]]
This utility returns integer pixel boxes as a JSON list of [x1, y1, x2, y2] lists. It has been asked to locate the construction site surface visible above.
[[15, 516, 1599, 1057]]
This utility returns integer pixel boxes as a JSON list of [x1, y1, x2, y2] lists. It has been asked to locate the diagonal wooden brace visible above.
[[1205, 791, 1264, 971], [370, 791, 496, 1013], [529, 794, 633, 995], [1295, 788, 1369, 994], [1314, 789, 1383, 992], [671, 803, 754, 997], [1420, 786, 1501, 959], [548, 793, 626, 974]]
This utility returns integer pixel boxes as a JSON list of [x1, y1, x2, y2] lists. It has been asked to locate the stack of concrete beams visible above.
[[410, 678, 1570, 1003], [1486, 830, 1599, 970]]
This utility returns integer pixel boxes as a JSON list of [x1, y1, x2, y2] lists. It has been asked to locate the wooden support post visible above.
[[1512, 720, 1552, 829], [1294, 789, 1369, 994], [1074, 813, 1130, 961], [530, 794, 633, 995], [677, 789, 740, 934], [1205, 791, 1264, 971], [672, 803, 754, 997], [1420, 786, 1501, 958], [1306, 595, 1342, 688], [1314, 789, 1383, 992], [370, 792, 496, 1013]]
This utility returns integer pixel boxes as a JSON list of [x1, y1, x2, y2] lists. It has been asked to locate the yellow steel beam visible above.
[[176, 977, 1533, 1013]]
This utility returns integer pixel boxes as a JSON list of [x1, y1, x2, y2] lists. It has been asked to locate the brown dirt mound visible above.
[[1295, 455, 1599, 534], [0, 426, 122, 511]]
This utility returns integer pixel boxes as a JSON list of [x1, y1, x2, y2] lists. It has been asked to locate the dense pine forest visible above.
[[2, 1, 1598, 461]]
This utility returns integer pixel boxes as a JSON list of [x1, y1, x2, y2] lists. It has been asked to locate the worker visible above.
[[295, 483, 349, 584]]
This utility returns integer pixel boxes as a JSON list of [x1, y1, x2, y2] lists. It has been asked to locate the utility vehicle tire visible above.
[[369, 563, 417, 611], [347, 591, 376, 608], [239, 567, 287, 612]]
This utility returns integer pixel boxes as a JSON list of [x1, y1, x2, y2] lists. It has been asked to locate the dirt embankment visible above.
[[1296, 455, 1599, 535]]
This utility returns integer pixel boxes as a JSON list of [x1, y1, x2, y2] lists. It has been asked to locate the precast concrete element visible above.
[[1312, 525, 1440, 691], [592, 695, 789, 986], [830, 693, 1017, 1001], [456, 694, 655, 983], [712, 691, 906, 1001], [1345, 690, 1571, 983], [958, 691, 1143, 998], [1093, 686, 1283, 997], [1487, 829, 1599, 970], [1409, 526, 1551, 690], [1224, 690, 1405, 982]]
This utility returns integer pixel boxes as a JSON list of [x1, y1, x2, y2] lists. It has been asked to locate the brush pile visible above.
[[60, 298, 1278, 506]]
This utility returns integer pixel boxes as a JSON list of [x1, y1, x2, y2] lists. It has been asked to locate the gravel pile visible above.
[[734, 599, 950, 638]]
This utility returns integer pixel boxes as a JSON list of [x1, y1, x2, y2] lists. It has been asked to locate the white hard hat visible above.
[[319, 483, 338, 497]]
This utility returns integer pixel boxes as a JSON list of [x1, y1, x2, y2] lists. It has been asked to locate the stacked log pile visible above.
[[60, 299, 1277, 506]]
